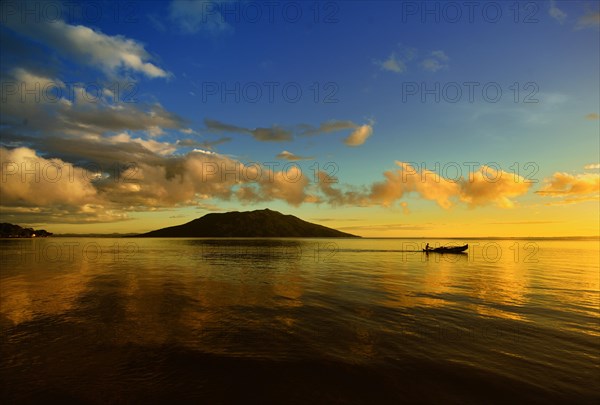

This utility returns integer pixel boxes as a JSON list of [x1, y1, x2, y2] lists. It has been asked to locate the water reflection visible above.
[[1, 238, 599, 402]]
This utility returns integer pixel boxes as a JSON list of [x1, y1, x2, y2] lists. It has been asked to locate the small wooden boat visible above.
[[423, 244, 468, 253]]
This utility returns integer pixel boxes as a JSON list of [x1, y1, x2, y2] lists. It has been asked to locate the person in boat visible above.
[[425, 243, 430, 251]]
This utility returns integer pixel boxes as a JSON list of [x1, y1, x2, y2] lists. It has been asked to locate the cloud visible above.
[[541, 196, 599, 206], [584, 163, 600, 170], [315, 162, 532, 209], [338, 224, 432, 232], [0, 143, 316, 222], [375, 44, 417, 74], [204, 119, 292, 142], [458, 165, 532, 208], [0, 147, 127, 223], [2, 19, 169, 79], [1, 147, 98, 206], [421, 50, 449, 72], [421, 59, 444, 72], [576, 11, 600, 29], [375, 47, 448, 73], [205, 118, 374, 145], [0, 68, 184, 139], [487, 221, 560, 225], [169, 0, 233, 35], [585, 113, 599, 120], [300, 120, 357, 136], [549, 0, 567, 24], [176, 137, 232, 150], [300, 120, 375, 146], [536, 172, 600, 197], [276, 151, 314, 161], [377, 53, 406, 73], [344, 124, 373, 146], [430, 50, 449, 61], [1, 142, 538, 225]]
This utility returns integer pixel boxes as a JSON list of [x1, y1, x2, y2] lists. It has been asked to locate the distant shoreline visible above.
[[12, 235, 599, 240]]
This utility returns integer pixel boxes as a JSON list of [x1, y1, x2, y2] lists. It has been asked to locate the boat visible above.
[[423, 244, 468, 253]]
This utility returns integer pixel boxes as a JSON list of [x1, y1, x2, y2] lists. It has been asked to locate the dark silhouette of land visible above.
[[0, 223, 53, 238], [137, 209, 359, 238]]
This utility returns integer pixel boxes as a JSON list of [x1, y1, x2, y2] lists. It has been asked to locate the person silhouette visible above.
[[425, 243, 430, 251]]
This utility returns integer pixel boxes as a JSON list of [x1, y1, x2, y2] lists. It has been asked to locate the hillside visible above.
[[137, 209, 358, 238], [0, 223, 53, 238]]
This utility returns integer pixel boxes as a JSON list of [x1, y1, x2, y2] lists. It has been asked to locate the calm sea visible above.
[[1, 238, 598, 404]]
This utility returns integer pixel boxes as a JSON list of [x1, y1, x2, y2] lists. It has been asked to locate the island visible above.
[[137, 209, 359, 238], [0, 223, 53, 238]]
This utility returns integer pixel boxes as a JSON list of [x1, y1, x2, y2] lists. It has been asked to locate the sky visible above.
[[0, 0, 599, 237]]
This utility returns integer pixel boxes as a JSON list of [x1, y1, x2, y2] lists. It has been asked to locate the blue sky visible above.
[[0, 0, 599, 236]]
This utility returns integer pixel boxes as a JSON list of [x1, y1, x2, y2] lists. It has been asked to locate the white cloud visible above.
[[430, 50, 449, 61], [169, 0, 233, 35], [0, 68, 182, 138], [421, 50, 449, 72], [549, 0, 567, 24], [421, 59, 443, 72], [276, 151, 314, 161], [3, 19, 169, 78]]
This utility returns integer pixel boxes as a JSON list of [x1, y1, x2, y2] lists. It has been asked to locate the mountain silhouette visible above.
[[137, 209, 358, 237]]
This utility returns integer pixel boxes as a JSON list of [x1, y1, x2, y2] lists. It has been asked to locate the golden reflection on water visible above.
[[1, 238, 598, 345], [1, 263, 92, 326]]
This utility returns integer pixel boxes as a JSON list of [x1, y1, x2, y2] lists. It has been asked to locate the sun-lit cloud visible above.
[[315, 162, 532, 209], [541, 196, 600, 206], [0, 147, 128, 224], [584, 163, 600, 170], [338, 223, 432, 232], [176, 137, 232, 150], [421, 50, 449, 72], [0, 142, 318, 222], [536, 172, 600, 197], [344, 124, 374, 146], [549, 0, 567, 24], [585, 113, 599, 120], [459, 165, 532, 208], [575, 11, 600, 30], [375, 44, 416, 74], [276, 151, 314, 161], [377, 53, 406, 73], [2, 19, 169, 78]]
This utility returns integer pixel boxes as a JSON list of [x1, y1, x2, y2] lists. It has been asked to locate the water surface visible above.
[[1, 238, 598, 403]]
